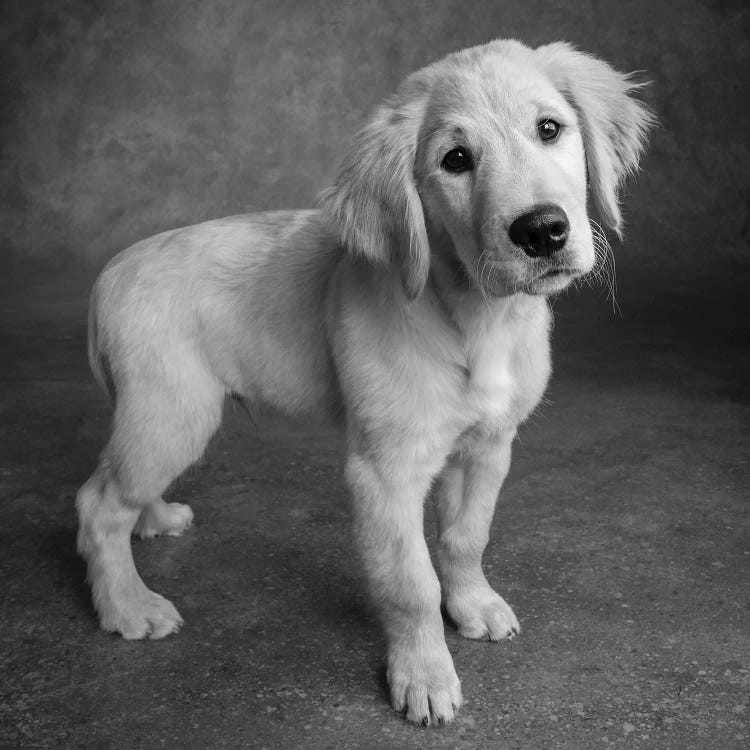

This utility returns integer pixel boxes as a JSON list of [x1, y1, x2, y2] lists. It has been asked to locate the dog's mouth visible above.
[[538, 266, 581, 279], [540, 268, 567, 279], [523, 265, 583, 295]]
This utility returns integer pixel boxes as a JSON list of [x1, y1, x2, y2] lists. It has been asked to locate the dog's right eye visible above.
[[441, 147, 474, 173]]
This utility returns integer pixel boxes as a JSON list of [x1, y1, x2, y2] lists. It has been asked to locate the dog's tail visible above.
[[87, 283, 116, 405]]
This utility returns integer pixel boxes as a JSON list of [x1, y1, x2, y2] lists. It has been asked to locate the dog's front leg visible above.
[[345, 448, 462, 726], [433, 430, 520, 641]]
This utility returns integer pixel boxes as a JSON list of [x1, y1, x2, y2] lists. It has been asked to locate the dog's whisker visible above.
[[586, 219, 620, 313], [476, 250, 493, 310]]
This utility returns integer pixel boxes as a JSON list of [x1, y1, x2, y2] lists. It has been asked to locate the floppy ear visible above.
[[320, 82, 430, 300], [536, 42, 656, 238]]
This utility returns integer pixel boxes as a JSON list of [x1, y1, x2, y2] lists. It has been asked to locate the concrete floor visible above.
[[1, 259, 748, 749]]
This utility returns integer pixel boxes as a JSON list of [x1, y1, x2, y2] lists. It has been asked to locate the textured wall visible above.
[[1, 0, 748, 275]]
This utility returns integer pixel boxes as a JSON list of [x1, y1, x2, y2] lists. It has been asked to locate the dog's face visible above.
[[415, 58, 594, 297], [324, 40, 654, 300]]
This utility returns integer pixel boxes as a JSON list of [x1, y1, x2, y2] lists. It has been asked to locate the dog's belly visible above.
[[228, 330, 342, 420]]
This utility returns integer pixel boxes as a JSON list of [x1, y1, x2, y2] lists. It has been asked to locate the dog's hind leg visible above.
[[76, 369, 223, 639], [133, 497, 194, 539]]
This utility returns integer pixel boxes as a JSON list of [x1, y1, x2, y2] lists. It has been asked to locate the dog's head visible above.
[[322, 40, 655, 299]]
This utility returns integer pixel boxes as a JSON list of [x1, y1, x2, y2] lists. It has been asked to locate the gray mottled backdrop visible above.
[[1, 5, 749, 747], [1, 0, 748, 282]]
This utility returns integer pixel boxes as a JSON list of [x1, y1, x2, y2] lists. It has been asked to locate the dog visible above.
[[76, 39, 653, 725]]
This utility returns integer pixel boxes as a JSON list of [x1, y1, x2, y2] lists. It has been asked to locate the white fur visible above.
[[76, 39, 653, 725]]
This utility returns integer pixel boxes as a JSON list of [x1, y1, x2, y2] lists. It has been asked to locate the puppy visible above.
[[76, 39, 653, 725]]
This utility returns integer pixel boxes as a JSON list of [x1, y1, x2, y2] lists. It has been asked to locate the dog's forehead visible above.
[[471, 59, 558, 108], [423, 54, 567, 130]]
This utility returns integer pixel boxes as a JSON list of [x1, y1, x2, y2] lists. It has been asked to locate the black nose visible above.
[[508, 204, 569, 258]]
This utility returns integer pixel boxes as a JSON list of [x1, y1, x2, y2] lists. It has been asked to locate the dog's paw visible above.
[[388, 640, 463, 726], [98, 586, 183, 640], [134, 500, 194, 539], [446, 583, 520, 641]]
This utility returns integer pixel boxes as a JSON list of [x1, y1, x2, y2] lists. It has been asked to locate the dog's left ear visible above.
[[536, 42, 656, 238], [320, 81, 430, 300]]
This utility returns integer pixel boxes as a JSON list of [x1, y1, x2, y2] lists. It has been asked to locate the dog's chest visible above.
[[464, 334, 516, 423], [459, 304, 550, 429]]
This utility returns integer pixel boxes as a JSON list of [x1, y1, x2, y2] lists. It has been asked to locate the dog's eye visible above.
[[537, 119, 561, 142], [441, 147, 474, 173]]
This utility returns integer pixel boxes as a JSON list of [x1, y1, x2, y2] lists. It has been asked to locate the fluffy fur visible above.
[[76, 39, 653, 725]]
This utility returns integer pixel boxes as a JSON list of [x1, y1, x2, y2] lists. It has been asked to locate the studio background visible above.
[[1, 1, 748, 748], [3, 0, 748, 280]]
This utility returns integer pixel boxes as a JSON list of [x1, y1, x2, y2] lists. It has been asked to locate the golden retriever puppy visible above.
[[76, 39, 653, 725]]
